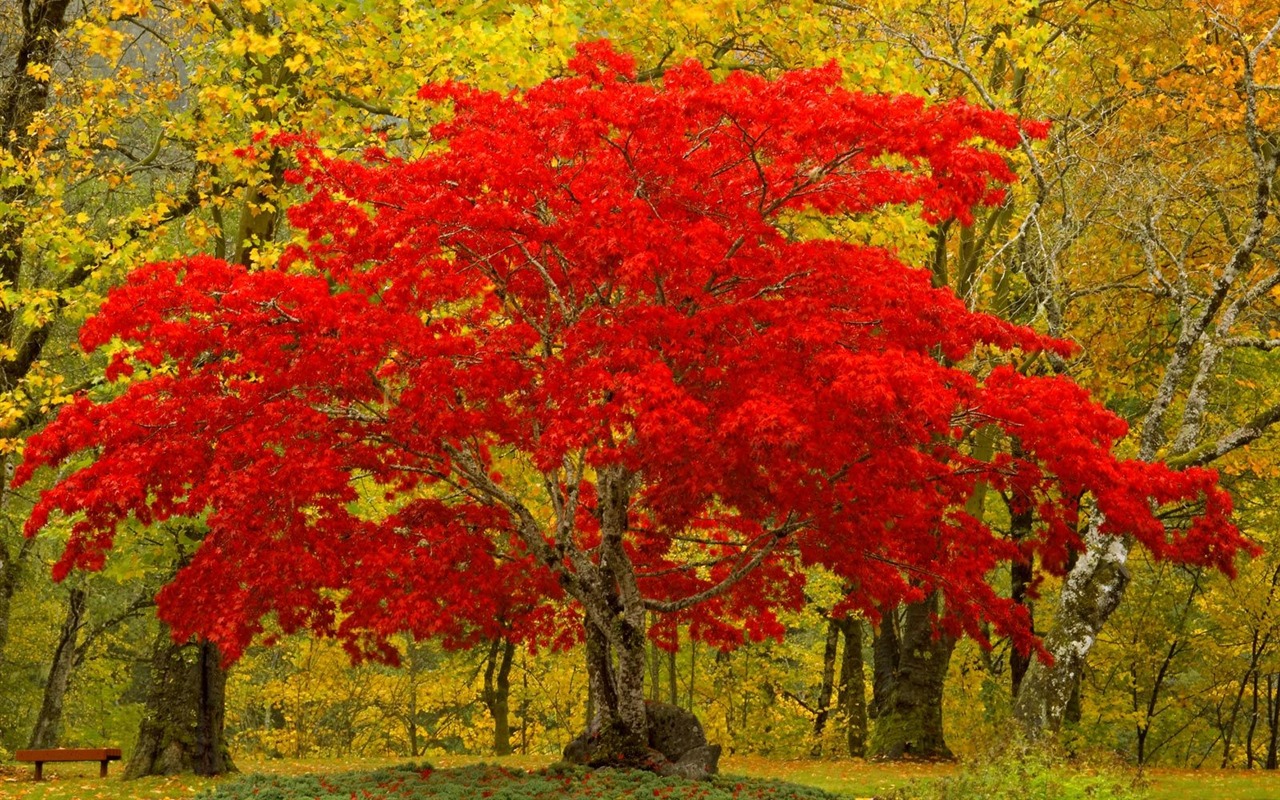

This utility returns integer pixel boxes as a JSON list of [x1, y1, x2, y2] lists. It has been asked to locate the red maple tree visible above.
[[18, 43, 1248, 764]]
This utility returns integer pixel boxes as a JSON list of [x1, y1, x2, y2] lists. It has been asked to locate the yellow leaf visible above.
[[25, 63, 52, 82]]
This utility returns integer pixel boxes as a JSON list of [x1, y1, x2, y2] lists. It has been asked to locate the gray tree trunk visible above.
[[28, 587, 87, 748], [125, 625, 234, 778], [870, 594, 955, 760], [1013, 523, 1129, 733]]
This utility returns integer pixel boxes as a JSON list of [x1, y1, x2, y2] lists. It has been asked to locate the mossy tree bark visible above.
[[836, 617, 868, 757], [869, 593, 955, 760], [870, 610, 898, 722], [125, 624, 234, 778]]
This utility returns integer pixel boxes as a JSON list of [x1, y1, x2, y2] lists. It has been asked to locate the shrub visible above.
[[198, 763, 846, 800], [879, 743, 1146, 800]]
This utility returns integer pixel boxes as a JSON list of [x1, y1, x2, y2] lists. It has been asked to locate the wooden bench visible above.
[[15, 748, 122, 780]]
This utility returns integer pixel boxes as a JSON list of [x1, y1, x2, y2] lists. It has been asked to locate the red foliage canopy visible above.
[[18, 43, 1248, 663]]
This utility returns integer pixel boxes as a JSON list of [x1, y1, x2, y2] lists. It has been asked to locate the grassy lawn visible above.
[[0, 754, 1276, 799], [1141, 768, 1280, 800]]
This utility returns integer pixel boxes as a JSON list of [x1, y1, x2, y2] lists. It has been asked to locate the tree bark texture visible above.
[[1014, 523, 1129, 734], [125, 625, 235, 778], [571, 466, 653, 760], [870, 594, 955, 760], [870, 610, 899, 721], [836, 616, 868, 757]]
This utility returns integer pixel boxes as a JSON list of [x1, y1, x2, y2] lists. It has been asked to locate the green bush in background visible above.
[[881, 743, 1146, 800]]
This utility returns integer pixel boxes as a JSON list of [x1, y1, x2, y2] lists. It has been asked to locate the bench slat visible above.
[[15, 748, 122, 762]]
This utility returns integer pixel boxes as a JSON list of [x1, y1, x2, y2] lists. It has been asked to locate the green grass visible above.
[[197, 762, 848, 800], [0, 755, 1276, 799], [1142, 768, 1280, 800]]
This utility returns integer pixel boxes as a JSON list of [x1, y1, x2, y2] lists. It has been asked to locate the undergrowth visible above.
[[197, 762, 847, 800], [879, 742, 1147, 800]]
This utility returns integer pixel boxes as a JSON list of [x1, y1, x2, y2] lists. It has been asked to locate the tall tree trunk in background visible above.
[[688, 639, 696, 711], [0, 0, 73, 339], [810, 617, 841, 756], [1266, 675, 1279, 770], [404, 640, 421, 757], [836, 617, 868, 757], [28, 588, 86, 748], [0, 532, 34, 667], [870, 593, 955, 760], [125, 624, 234, 778], [1008, 499, 1035, 698], [668, 636, 678, 706], [649, 642, 661, 702], [1248, 673, 1262, 769], [0, 0, 75, 669], [482, 638, 516, 756]]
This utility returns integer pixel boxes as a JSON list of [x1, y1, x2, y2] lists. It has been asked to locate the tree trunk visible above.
[[0, 533, 33, 667], [584, 615, 616, 731], [125, 624, 235, 778], [870, 609, 899, 720], [810, 616, 841, 756], [649, 642, 661, 702], [1013, 522, 1129, 735], [869, 593, 955, 760], [688, 639, 696, 711], [566, 467, 683, 767], [404, 640, 421, 757], [0, 0, 74, 314], [836, 616, 868, 758], [1009, 501, 1035, 698], [482, 638, 516, 756], [668, 637, 678, 706], [1248, 672, 1261, 769], [1266, 675, 1279, 770], [28, 588, 87, 749]]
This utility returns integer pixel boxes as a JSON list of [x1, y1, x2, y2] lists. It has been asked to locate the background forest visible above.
[[3, 0, 1280, 776]]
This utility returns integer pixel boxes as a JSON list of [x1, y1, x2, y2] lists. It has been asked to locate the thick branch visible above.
[[643, 519, 805, 613]]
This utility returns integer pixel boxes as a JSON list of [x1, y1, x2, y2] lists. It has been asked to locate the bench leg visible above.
[[100, 760, 109, 778], [34, 762, 43, 781]]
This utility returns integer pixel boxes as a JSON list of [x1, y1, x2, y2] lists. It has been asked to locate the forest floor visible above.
[[0, 753, 1276, 799]]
